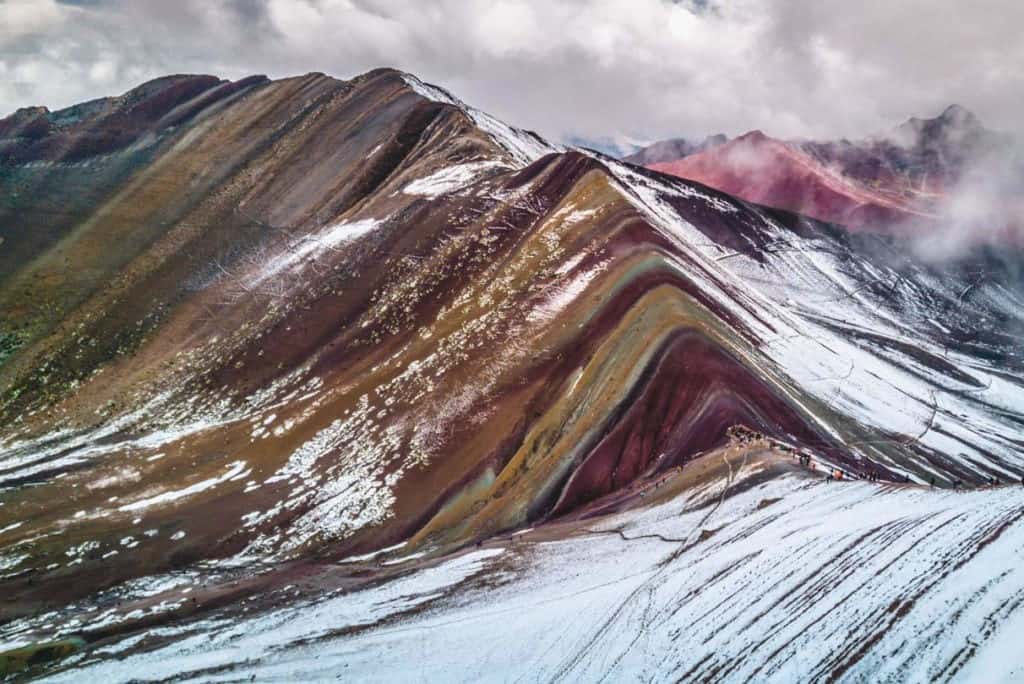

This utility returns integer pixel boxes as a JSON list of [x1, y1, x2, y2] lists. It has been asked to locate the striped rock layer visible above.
[[1, 70, 1023, 679]]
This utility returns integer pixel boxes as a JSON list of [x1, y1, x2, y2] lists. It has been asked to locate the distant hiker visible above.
[[953, 479, 963, 490], [826, 471, 834, 483], [929, 476, 935, 488]]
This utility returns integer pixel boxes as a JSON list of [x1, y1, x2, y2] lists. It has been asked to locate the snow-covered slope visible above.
[[32, 449, 1024, 683], [604, 159, 1024, 483]]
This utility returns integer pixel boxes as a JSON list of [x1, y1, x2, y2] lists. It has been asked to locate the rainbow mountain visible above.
[[1, 69, 1023, 681]]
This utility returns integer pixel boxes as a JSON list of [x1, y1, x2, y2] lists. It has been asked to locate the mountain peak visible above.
[[939, 103, 977, 122], [736, 129, 770, 143], [622, 132, 728, 165], [889, 102, 991, 155]]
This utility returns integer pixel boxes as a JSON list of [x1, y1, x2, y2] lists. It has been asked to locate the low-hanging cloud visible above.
[[1, 0, 1023, 148], [907, 144, 1024, 262]]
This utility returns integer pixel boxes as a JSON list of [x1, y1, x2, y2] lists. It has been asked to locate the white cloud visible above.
[[0, 0, 1022, 145], [0, 0, 65, 42]]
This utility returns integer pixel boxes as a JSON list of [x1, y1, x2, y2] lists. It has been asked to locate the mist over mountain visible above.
[[623, 133, 729, 166], [633, 105, 1024, 262]]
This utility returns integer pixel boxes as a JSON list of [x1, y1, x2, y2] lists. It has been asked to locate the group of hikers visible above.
[[727, 424, 1024, 490], [757, 432, 1024, 490]]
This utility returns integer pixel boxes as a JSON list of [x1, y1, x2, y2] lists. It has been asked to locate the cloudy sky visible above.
[[2, 0, 1022, 147]]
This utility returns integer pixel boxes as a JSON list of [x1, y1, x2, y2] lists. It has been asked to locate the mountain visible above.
[[565, 135, 644, 159], [623, 132, 728, 165], [891, 104, 992, 173], [639, 106, 1019, 237], [1, 71, 1024, 680], [649, 129, 942, 230]]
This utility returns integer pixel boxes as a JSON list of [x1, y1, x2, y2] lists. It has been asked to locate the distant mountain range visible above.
[[625, 105, 1021, 238], [622, 132, 728, 166]]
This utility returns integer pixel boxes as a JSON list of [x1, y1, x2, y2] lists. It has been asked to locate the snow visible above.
[[400, 73, 460, 106], [0, 552, 27, 575], [467, 106, 556, 167], [401, 73, 558, 167], [0, 521, 23, 536], [402, 161, 508, 198], [250, 217, 384, 287], [46, 548, 505, 682], [340, 541, 408, 564], [117, 461, 249, 512], [243, 394, 401, 556], [46, 468, 1024, 682], [0, 388, 243, 488], [527, 262, 608, 323]]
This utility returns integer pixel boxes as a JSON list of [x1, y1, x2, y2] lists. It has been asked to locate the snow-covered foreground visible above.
[[47, 451, 1024, 683]]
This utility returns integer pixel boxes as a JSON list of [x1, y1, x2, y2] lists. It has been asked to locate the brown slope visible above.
[[0, 68, 497, 423]]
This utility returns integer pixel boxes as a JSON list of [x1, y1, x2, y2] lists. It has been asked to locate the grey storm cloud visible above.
[[1, 0, 1023, 146]]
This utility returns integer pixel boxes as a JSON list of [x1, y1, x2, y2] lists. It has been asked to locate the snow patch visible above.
[[402, 161, 507, 198]]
